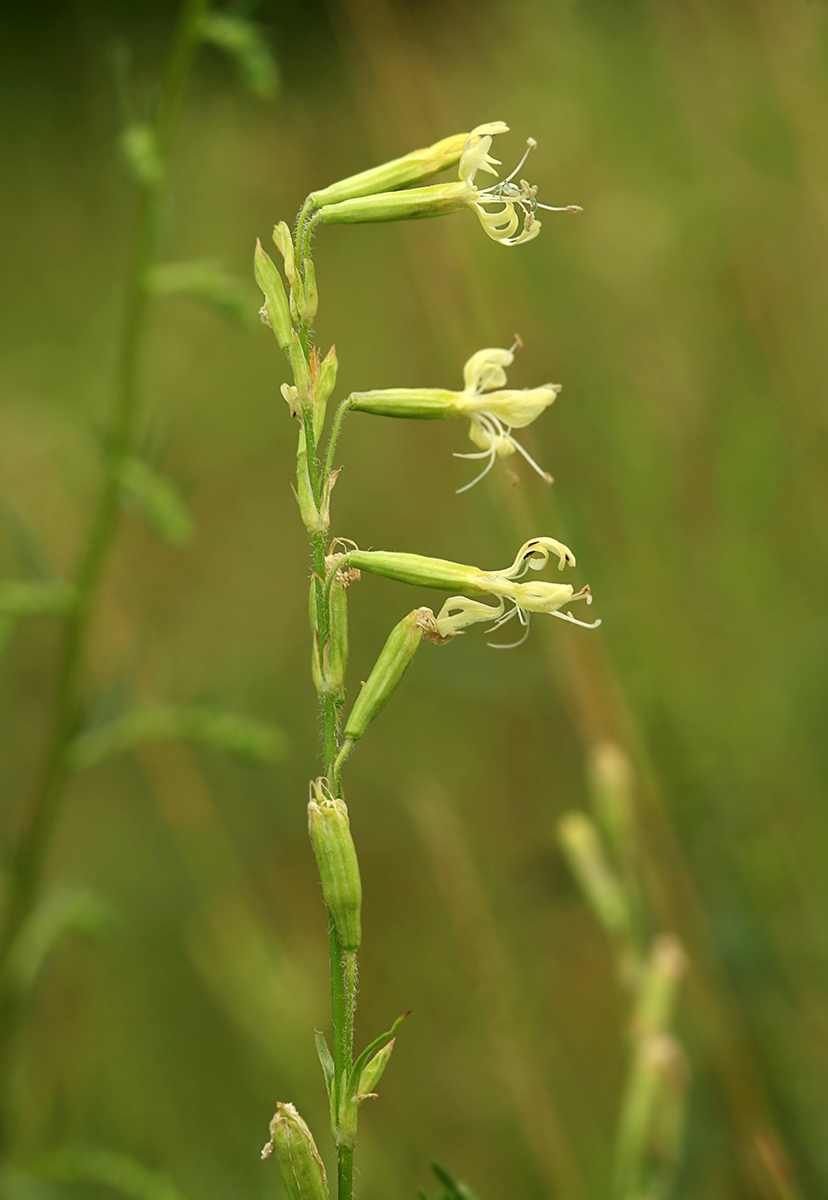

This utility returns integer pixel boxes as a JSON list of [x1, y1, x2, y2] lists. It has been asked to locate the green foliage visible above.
[[4, 884, 114, 999], [69, 704, 289, 770], [119, 123, 163, 187], [420, 1162, 480, 1200], [117, 457, 194, 547], [149, 260, 259, 328], [198, 13, 279, 99], [40, 1148, 188, 1200]]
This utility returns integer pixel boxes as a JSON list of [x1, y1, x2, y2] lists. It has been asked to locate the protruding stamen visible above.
[[500, 137, 538, 187]]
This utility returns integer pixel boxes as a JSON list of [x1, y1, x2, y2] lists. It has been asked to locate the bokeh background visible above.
[[2, 0, 828, 1197]]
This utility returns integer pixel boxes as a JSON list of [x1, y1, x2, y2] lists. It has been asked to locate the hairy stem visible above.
[[0, 0, 209, 1155]]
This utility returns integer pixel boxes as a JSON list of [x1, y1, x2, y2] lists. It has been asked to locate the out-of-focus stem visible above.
[[0, 0, 209, 1155]]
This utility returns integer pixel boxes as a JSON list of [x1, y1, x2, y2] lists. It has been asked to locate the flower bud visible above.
[[310, 574, 349, 702], [308, 783, 362, 951], [589, 742, 635, 856], [297, 257, 318, 324], [254, 240, 292, 350], [295, 450, 325, 536], [343, 608, 437, 743], [356, 1038, 395, 1102], [289, 331, 313, 411], [261, 1102, 329, 1200], [272, 221, 297, 286], [314, 345, 338, 435], [308, 132, 469, 209], [558, 813, 629, 937], [632, 935, 687, 1039]]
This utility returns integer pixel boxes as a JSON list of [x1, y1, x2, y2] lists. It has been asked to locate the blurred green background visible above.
[[2, 0, 828, 1197]]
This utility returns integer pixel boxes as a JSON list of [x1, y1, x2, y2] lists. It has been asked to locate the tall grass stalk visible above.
[[0, 0, 215, 1156]]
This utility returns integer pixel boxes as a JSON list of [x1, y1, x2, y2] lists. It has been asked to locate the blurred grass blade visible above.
[[0, 580, 76, 618], [429, 1162, 480, 1200], [69, 705, 289, 770], [4, 884, 114, 998], [0, 1167, 67, 1200], [197, 13, 279, 98], [118, 457, 194, 547], [0, 581, 77, 656], [41, 1148, 187, 1200], [149, 259, 259, 327]]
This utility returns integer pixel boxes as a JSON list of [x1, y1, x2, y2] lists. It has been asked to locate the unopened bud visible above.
[[314, 344, 337, 436], [308, 782, 362, 951], [308, 132, 469, 209], [343, 608, 438, 743], [254, 240, 292, 350], [633, 935, 687, 1039], [272, 222, 297, 286], [295, 450, 325, 536], [589, 741, 635, 864], [356, 1039, 395, 1102], [297, 257, 318, 324], [289, 332, 313, 411], [310, 574, 349, 702], [261, 1102, 328, 1200], [558, 813, 629, 937]]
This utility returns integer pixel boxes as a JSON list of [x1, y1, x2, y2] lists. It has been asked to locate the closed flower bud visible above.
[[289, 331, 313, 410], [254, 240, 292, 350], [343, 608, 437, 743], [558, 813, 629, 937], [308, 783, 362, 951], [261, 1102, 329, 1200], [310, 574, 349, 702], [356, 1038, 395, 1102], [272, 221, 297, 286], [295, 449, 324, 536], [308, 131, 470, 209], [296, 257, 318, 324], [314, 344, 338, 436]]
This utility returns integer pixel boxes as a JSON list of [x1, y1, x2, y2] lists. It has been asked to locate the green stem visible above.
[[0, 0, 210, 1156], [337, 1147, 355, 1200]]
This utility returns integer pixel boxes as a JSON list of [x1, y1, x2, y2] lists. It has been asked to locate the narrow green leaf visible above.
[[40, 1148, 186, 1200], [315, 1029, 335, 1105], [118, 458, 194, 547], [198, 13, 279, 98], [430, 1163, 479, 1200], [149, 260, 258, 327], [0, 580, 76, 617], [69, 705, 289, 771], [4, 885, 115, 998]]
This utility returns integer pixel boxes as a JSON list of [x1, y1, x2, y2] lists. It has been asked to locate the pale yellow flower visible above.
[[315, 122, 581, 248], [453, 344, 560, 492]]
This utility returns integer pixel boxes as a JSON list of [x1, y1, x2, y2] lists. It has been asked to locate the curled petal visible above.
[[435, 595, 506, 638], [497, 537, 576, 580], [472, 201, 521, 242], [459, 122, 510, 186], [462, 347, 514, 393]]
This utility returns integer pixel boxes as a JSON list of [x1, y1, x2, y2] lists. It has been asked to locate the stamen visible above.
[[502, 429, 554, 484], [551, 610, 602, 629], [455, 451, 497, 494], [537, 203, 583, 213], [500, 138, 537, 187]]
